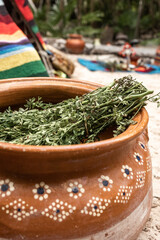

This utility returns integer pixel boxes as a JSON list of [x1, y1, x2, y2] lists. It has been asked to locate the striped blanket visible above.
[[0, 0, 48, 79], [14, 0, 46, 50]]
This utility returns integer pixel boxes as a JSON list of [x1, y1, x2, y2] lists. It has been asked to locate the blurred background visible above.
[[32, 0, 160, 46]]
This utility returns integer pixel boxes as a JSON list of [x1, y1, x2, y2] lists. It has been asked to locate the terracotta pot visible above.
[[0, 78, 152, 240], [66, 34, 85, 54]]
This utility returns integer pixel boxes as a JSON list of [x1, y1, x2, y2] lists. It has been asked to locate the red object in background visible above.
[[134, 66, 154, 73], [119, 43, 136, 57], [155, 45, 160, 66], [119, 43, 137, 69]]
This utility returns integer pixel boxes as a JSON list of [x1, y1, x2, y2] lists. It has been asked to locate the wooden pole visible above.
[[134, 0, 144, 38], [46, 0, 51, 20], [59, 0, 65, 29], [28, 0, 37, 13], [77, 0, 82, 25]]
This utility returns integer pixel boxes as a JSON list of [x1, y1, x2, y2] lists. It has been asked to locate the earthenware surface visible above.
[[69, 55, 160, 240], [0, 78, 153, 240], [66, 34, 85, 54]]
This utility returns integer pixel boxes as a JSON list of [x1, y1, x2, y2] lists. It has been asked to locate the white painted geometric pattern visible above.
[[67, 181, 85, 199], [41, 199, 76, 222], [98, 175, 113, 192], [1, 199, 37, 221], [121, 165, 133, 180], [114, 186, 133, 204], [81, 197, 111, 217], [0, 179, 15, 197], [134, 152, 144, 165], [135, 171, 146, 188], [32, 181, 51, 201], [138, 141, 147, 151], [146, 156, 152, 172]]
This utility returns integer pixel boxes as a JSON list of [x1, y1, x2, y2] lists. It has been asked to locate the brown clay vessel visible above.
[[66, 34, 85, 54], [0, 78, 152, 240]]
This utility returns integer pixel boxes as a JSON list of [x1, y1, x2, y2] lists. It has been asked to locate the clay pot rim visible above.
[[68, 34, 83, 39], [0, 77, 148, 153]]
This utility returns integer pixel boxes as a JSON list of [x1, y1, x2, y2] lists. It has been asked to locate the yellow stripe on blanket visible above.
[[0, 30, 26, 41], [0, 50, 40, 71]]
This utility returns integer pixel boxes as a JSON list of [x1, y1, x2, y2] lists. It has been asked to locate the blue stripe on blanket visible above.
[[0, 43, 33, 55], [0, 46, 35, 59]]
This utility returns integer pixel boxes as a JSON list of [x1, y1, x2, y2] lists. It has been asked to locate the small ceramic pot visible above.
[[0, 78, 152, 240], [66, 34, 85, 54]]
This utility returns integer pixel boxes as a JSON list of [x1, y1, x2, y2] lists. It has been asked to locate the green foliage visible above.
[[73, 26, 101, 37], [141, 36, 160, 46], [140, 15, 152, 30], [72, 11, 104, 37], [35, 0, 104, 37], [49, 0, 77, 27], [113, 8, 137, 38], [81, 11, 104, 25], [34, 0, 160, 41]]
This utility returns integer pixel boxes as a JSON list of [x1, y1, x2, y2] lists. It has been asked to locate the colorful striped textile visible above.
[[0, 0, 48, 79], [155, 46, 160, 65], [14, 0, 46, 50]]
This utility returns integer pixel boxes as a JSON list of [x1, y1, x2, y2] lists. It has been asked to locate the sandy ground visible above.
[[68, 54, 160, 240]]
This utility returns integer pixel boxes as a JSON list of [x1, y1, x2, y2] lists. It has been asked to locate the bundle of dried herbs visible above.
[[0, 76, 159, 146]]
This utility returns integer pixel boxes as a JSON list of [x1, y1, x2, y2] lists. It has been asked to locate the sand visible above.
[[69, 54, 160, 240]]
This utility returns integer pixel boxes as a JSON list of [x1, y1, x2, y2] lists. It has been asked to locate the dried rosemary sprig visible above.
[[0, 76, 159, 146]]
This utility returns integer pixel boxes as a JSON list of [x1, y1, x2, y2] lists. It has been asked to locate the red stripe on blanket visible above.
[[0, 14, 13, 24], [14, 0, 33, 21], [36, 33, 45, 45], [0, 22, 19, 34]]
